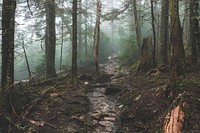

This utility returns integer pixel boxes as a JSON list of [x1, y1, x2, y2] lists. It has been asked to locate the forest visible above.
[[0, 0, 199, 132]]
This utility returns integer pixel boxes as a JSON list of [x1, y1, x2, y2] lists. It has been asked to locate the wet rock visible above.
[[105, 84, 122, 95]]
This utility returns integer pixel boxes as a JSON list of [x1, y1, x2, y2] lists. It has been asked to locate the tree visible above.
[[132, 0, 142, 56], [160, 0, 169, 65], [169, 0, 185, 77], [93, 0, 101, 73], [1, 0, 16, 131], [150, 0, 157, 67], [78, 0, 83, 64], [72, 0, 78, 84], [44, 0, 57, 79], [189, 0, 199, 64], [84, 0, 88, 63], [1, 0, 16, 88]]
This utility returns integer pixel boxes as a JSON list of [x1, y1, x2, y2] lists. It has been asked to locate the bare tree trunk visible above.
[[183, 0, 190, 47], [150, 0, 157, 67], [22, 36, 31, 78], [189, 0, 199, 64], [78, 0, 83, 64], [72, 0, 78, 84], [84, 0, 88, 64], [45, 0, 57, 79], [169, 0, 185, 77], [132, 0, 142, 56], [93, 0, 101, 74], [160, 0, 169, 65], [1, 1, 16, 132], [1, 0, 16, 88], [60, 1, 64, 72]]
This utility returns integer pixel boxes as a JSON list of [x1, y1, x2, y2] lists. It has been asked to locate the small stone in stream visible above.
[[105, 84, 122, 95]]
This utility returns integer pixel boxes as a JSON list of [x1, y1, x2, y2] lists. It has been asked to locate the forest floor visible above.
[[1, 57, 200, 133]]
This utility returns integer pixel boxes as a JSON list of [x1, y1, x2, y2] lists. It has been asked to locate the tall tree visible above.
[[169, 0, 185, 76], [1, 0, 16, 88], [160, 0, 169, 65], [132, 0, 142, 56], [189, 0, 199, 64], [1, 0, 16, 131], [44, 0, 57, 79], [150, 0, 157, 67], [78, 0, 83, 64], [93, 0, 101, 73], [72, 0, 78, 84], [84, 0, 88, 63]]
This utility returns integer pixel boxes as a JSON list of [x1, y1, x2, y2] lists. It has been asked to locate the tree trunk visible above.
[[160, 0, 169, 65], [150, 0, 157, 67], [189, 0, 199, 64], [45, 0, 57, 79], [1, 1, 16, 131], [78, 0, 83, 64], [183, 0, 190, 47], [169, 0, 185, 77], [72, 0, 78, 84], [132, 0, 142, 56], [1, 0, 16, 88], [60, 1, 64, 72], [93, 0, 101, 74], [84, 0, 88, 64], [22, 36, 31, 78]]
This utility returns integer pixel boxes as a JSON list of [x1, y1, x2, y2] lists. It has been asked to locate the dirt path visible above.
[[87, 58, 120, 132]]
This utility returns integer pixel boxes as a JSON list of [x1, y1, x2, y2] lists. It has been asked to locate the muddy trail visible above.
[[86, 60, 121, 132], [1, 57, 200, 133]]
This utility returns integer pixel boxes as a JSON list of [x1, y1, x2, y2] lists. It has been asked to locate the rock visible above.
[[96, 74, 114, 83], [78, 74, 93, 81], [104, 84, 122, 95], [104, 117, 116, 122]]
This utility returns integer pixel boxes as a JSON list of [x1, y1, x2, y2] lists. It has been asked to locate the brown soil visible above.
[[1, 62, 200, 133]]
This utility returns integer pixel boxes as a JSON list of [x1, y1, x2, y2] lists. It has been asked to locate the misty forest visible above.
[[0, 0, 200, 132]]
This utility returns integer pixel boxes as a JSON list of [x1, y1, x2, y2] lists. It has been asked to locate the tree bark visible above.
[[22, 36, 31, 78], [84, 0, 88, 64], [44, 0, 57, 79], [160, 0, 169, 65], [93, 0, 101, 74], [72, 0, 78, 84], [132, 0, 142, 56], [78, 0, 83, 64], [1, 0, 16, 88], [150, 0, 157, 67], [169, 0, 185, 77], [189, 0, 199, 64], [1, 1, 16, 131]]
